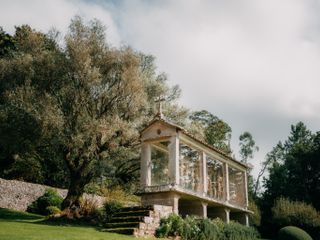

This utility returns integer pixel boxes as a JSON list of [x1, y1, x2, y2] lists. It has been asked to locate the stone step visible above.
[[103, 227, 136, 235], [113, 210, 151, 217], [108, 216, 145, 223], [119, 205, 154, 212], [105, 222, 140, 228]]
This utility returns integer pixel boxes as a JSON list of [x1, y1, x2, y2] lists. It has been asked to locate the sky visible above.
[[1, 0, 320, 180]]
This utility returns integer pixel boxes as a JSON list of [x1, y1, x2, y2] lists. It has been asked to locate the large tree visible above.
[[188, 110, 232, 153], [0, 17, 188, 210], [0, 27, 15, 57], [259, 122, 320, 235], [238, 131, 259, 199], [239, 131, 259, 163], [0, 25, 68, 186]]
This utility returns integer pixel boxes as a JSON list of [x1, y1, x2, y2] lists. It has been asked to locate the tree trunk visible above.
[[61, 174, 87, 211]]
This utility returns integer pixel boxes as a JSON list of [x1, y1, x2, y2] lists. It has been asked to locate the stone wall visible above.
[[134, 205, 173, 237], [0, 178, 105, 211]]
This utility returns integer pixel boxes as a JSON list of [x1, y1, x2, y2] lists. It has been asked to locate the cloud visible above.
[[0, 0, 121, 46], [1, 0, 320, 179], [108, 0, 320, 177], [113, 0, 320, 119]]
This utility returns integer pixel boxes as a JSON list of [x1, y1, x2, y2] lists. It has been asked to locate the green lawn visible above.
[[0, 208, 140, 240]]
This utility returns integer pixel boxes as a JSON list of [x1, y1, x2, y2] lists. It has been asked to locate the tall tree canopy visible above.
[[260, 122, 320, 233], [188, 110, 232, 153], [239, 131, 259, 200], [0, 27, 15, 57], [239, 131, 259, 163], [0, 17, 185, 210], [262, 122, 320, 208]]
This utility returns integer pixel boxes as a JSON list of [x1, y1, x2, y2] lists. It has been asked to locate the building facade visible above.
[[138, 115, 251, 226]]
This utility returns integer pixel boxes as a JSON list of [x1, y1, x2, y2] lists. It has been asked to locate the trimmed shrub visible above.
[[278, 226, 313, 240], [272, 198, 320, 238], [27, 188, 63, 215]]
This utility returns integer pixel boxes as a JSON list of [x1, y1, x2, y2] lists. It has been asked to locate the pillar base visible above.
[[230, 212, 249, 226], [208, 207, 230, 223], [141, 192, 179, 214]]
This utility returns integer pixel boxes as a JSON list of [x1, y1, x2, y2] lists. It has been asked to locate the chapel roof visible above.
[[141, 114, 250, 169]]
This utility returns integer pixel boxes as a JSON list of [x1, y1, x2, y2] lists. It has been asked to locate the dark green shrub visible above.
[[278, 226, 313, 240], [45, 206, 61, 215], [27, 188, 63, 215], [103, 200, 123, 222], [181, 216, 201, 239], [272, 198, 320, 238], [156, 214, 184, 238], [196, 217, 223, 240], [156, 215, 259, 240], [249, 200, 261, 227], [222, 221, 260, 240]]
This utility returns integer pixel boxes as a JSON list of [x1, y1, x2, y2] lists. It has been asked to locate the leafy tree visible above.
[[239, 131, 259, 163], [0, 27, 15, 57], [238, 131, 259, 200], [189, 110, 232, 153], [259, 122, 320, 237], [0, 17, 188, 211]]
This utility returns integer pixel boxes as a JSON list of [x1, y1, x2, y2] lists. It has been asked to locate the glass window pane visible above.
[[207, 156, 225, 201], [179, 143, 201, 192], [151, 141, 170, 186], [229, 167, 246, 207]]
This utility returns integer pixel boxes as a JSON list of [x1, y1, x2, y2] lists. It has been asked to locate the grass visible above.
[[0, 208, 271, 240], [0, 208, 141, 240]]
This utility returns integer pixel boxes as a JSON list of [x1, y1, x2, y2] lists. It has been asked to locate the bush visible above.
[[222, 221, 260, 240], [27, 188, 63, 215], [103, 200, 123, 222], [249, 200, 261, 227], [45, 206, 61, 215], [156, 214, 184, 238], [272, 198, 320, 238], [155, 215, 259, 240], [102, 186, 140, 204], [278, 226, 313, 240], [193, 217, 223, 240], [181, 216, 201, 239], [79, 197, 98, 217]]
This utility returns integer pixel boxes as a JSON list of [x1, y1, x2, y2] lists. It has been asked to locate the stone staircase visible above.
[[104, 205, 172, 237]]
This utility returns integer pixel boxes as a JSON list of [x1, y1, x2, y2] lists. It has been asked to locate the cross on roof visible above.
[[154, 96, 165, 119]]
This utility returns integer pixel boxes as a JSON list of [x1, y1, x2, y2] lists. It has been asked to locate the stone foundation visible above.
[[133, 205, 173, 237]]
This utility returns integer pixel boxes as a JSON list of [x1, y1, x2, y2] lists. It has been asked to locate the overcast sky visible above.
[[1, 0, 320, 179]]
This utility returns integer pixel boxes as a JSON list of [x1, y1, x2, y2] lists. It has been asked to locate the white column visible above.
[[225, 163, 230, 202], [201, 202, 208, 218], [173, 195, 180, 214], [225, 208, 230, 224], [202, 152, 207, 195], [140, 142, 151, 186], [169, 135, 180, 185], [245, 213, 249, 227], [244, 170, 249, 208]]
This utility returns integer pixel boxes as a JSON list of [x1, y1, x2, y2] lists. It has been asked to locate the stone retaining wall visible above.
[[0, 178, 105, 211], [134, 205, 173, 237]]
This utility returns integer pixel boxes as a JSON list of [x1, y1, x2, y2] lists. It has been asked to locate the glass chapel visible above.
[[139, 115, 251, 226]]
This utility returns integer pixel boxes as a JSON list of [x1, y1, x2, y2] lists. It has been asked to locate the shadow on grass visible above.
[[0, 208, 43, 222], [0, 208, 105, 231]]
